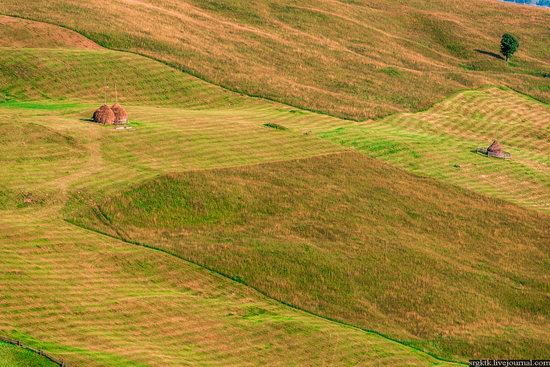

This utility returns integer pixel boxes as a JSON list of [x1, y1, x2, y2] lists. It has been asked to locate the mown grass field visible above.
[[68, 152, 550, 361], [0, 13, 548, 366], [0, 21, 464, 366], [0, 0, 548, 119], [2, 210, 463, 367], [0, 342, 57, 367]]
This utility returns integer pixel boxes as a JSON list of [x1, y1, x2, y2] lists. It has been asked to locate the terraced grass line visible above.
[[64, 217, 467, 367]]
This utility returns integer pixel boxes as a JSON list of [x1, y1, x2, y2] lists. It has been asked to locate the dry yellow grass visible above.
[[0, 0, 548, 119], [0, 15, 100, 49]]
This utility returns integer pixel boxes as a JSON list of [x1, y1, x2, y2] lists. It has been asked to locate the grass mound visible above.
[[67, 152, 550, 361], [0, 122, 82, 162]]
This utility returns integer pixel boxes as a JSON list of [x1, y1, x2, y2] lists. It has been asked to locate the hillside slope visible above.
[[0, 0, 548, 119], [67, 151, 550, 361], [0, 15, 548, 365]]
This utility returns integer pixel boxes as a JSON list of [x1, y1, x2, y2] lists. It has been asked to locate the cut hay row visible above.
[[0, 210, 461, 367]]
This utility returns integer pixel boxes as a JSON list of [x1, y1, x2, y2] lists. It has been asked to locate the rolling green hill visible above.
[[0, 0, 548, 119], [67, 151, 550, 360], [0, 10, 548, 367]]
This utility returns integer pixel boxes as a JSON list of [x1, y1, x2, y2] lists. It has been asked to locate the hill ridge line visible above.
[[63, 218, 467, 366], [0, 13, 360, 122]]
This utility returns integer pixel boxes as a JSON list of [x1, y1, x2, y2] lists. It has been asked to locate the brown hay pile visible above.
[[93, 104, 115, 124], [487, 140, 503, 154], [111, 102, 128, 124]]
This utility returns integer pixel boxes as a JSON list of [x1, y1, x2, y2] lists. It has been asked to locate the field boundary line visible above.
[[0, 335, 69, 366], [64, 218, 467, 366]]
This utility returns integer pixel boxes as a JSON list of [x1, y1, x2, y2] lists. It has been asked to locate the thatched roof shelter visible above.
[[93, 104, 115, 125], [111, 102, 128, 124]]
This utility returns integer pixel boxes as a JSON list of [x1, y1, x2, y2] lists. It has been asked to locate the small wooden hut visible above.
[[93, 104, 116, 125], [111, 102, 128, 124]]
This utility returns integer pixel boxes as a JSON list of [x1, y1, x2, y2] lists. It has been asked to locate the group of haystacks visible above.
[[92, 83, 128, 125], [93, 102, 128, 125]]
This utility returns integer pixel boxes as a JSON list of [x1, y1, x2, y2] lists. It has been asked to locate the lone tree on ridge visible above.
[[500, 33, 519, 62]]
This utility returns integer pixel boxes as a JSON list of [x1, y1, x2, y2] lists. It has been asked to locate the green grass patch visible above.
[[263, 122, 288, 130], [0, 100, 84, 110], [0, 342, 57, 367]]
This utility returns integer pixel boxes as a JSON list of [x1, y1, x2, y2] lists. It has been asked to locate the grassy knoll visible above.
[[67, 152, 550, 361], [0, 342, 57, 367], [0, 1, 548, 119]]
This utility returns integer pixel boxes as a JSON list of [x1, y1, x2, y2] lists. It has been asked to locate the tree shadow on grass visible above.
[[475, 49, 504, 60]]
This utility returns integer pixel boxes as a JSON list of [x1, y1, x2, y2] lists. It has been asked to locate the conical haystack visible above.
[[487, 140, 503, 154], [111, 102, 128, 124], [93, 104, 116, 124]]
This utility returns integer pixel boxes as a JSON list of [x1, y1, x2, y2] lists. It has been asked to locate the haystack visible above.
[[93, 104, 115, 124], [487, 140, 503, 155], [111, 102, 128, 124], [476, 140, 511, 159]]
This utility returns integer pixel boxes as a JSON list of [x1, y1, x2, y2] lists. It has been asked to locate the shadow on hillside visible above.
[[475, 49, 504, 60]]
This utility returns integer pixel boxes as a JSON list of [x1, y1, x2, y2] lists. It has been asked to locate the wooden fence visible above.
[[0, 335, 69, 366]]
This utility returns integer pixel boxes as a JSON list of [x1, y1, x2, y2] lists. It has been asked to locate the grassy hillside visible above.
[[0, 43, 458, 365], [1, 210, 463, 367], [0, 47, 547, 212], [0, 16, 548, 365], [314, 87, 550, 212], [0, 342, 57, 367], [67, 152, 550, 361], [0, 0, 548, 119], [0, 14, 100, 49]]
